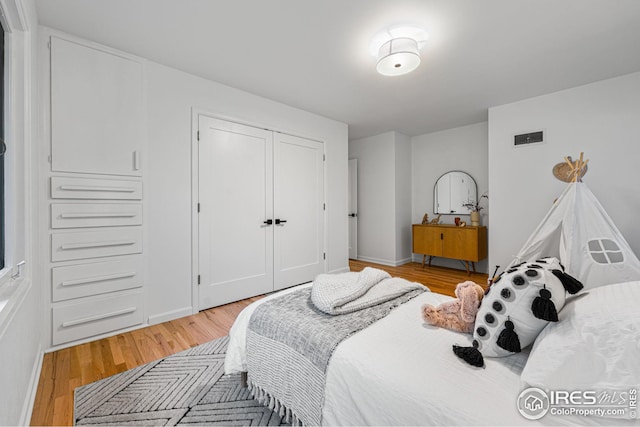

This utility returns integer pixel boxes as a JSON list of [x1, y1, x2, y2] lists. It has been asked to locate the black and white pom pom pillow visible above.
[[453, 257, 583, 367]]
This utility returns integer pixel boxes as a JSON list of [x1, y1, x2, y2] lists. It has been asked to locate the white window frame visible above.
[[0, 0, 32, 327]]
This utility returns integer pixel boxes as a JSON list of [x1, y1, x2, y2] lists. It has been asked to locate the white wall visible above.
[[146, 63, 348, 322], [411, 122, 489, 272], [0, 0, 43, 425], [394, 133, 412, 263], [488, 72, 640, 271], [349, 131, 411, 266]]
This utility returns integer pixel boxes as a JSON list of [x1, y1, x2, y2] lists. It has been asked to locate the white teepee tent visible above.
[[510, 181, 640, 290]]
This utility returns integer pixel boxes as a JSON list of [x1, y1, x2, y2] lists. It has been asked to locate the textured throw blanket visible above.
[[311, 267, 424, 315], [247, 284, 426, 426]]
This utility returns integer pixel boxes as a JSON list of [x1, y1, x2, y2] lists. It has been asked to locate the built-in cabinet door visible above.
[[273, 133, 324, 291], [198, 117, 274, 309], [50, 36, 144, 176]]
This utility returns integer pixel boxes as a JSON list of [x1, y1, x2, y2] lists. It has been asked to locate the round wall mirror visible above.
[[434, 171, 477, 215]]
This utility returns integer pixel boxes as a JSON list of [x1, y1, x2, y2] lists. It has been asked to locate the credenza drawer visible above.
[[52, 290, 144, 345], [51, 203, 143, 229], [51, 228, 142, 262], [51, 176, 142, 200], [52, 257, 143, 302]]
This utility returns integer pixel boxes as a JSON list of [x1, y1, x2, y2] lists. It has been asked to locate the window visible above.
[[0, 27, 4, 271], [588, 239, 624, 264], [0, 1, 32, 326]]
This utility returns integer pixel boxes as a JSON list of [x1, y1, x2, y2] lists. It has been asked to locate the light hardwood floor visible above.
[[30, 260, 487, 426]]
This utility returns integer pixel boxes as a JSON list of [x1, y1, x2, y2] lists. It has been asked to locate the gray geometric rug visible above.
[[74, 336, 287, 426]]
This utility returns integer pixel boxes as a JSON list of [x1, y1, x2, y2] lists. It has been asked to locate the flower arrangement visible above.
[[463, 192, 488, 213]]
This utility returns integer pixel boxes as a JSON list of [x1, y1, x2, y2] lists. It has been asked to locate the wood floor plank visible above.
[[30, 260, 486, 426]]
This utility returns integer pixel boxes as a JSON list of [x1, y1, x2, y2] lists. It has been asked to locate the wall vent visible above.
[[514, 131, 544, 146]]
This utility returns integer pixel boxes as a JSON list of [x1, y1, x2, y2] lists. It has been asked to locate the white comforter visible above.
[[225, 286, 633, 426]]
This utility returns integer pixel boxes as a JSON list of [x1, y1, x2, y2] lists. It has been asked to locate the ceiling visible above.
[[35, 0, 640, 140]]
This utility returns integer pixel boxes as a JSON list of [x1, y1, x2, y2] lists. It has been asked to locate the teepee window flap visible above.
[[587, 238, 624, 265]]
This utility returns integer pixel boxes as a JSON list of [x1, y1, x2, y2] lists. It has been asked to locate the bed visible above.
[[225, 280, 640, 426]]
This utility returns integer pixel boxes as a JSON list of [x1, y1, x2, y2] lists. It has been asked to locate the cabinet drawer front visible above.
[[51, 176, 142, 200], [52, 257, 143, 302], [52, 228, 143, 262], [51, 203, 143, 228], [52, 290, 144, 345]]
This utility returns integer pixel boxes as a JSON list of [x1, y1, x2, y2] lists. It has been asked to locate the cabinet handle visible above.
[[61, 271, 137, 287], [133, 151, 141, 170], [61, 307, 137, 328], [60, 240, 137, 250], [59, 185, 136, 193], [440, 233, 443, 240], [59, 212, 138, 219]]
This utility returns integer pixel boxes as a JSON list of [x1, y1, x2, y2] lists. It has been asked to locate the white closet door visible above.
[[198, 117, 273, 309], [273, 133, 324, 290]]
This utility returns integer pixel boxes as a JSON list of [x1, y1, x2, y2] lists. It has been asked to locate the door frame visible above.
[[190, 109, 328, 313]]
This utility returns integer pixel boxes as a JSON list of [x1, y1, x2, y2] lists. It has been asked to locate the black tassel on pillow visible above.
[[453, 340, 484, 367], [497, 319, 521, 353], [552, 269, 584, 294], [531, 286, 558, 321]]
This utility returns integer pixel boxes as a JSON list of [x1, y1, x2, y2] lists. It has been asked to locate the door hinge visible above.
[[47, 40, 51, 49], [47, 155, 52, 163], [323, 154, 326, 161], [197, 130, 200, 141], [323, 252, 326, 260], [197, 203, 200, 212], [323, 203, 326, 211], [197, 274, 201, 284]]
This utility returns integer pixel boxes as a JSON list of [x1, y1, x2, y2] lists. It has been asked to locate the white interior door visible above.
[[198, 117, 274, 309], [348, 159, 358, 259], [273, 133, 324, 290]]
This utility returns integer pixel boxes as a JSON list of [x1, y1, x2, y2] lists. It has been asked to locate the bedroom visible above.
[[1, 0, 639, 425]]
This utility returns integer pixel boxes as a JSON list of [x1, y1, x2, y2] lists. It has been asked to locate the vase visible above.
[[470, 211, 481, 226]]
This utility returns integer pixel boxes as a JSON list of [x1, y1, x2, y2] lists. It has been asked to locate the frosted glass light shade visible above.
[[376, 37, 421, 76]]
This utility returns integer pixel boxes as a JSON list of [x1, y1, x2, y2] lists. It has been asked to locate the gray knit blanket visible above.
[[246, 285, 425, 426], [311, 267, 425, 315]]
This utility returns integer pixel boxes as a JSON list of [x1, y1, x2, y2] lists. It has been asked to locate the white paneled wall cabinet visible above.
[[50, 36, 144, 176], [46, 34, 146, 346]]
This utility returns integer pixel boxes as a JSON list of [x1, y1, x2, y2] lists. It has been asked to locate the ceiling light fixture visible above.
[[370, 26, 429, 77]]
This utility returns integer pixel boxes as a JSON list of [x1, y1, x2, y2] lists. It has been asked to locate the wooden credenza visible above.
[[412, 224, 487, 274]]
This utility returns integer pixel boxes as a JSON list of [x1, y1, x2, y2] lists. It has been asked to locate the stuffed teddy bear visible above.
[[422, 281, 485, 333]]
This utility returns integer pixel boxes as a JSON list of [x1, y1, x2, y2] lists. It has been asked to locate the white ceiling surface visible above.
[[36, 0, 640, 140]]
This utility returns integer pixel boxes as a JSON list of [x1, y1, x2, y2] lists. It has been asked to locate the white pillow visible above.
[[521, 281, 640, 391]]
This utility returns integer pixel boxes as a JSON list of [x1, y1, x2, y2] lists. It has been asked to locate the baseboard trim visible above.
[[356, 256, 412, 267], [328, 266, 350, 274], [20, 343, 44, 426], [147, 307, 193, 325]]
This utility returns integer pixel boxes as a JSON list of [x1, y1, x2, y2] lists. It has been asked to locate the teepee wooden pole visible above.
[[554, 153, 589, 183]]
